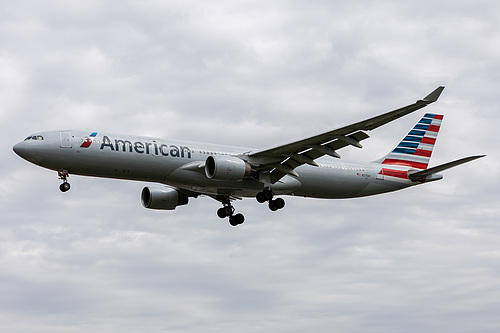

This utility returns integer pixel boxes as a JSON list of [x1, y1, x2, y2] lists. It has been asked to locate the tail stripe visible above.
[[428, 125, 440, 132], [398, 142, 419, 148], [418, 118, 433, 124], [421, 137, 436, 145], [381, 113, 443, 169], [382, 159, 428, 170], [414, 124, 430, 130], [384, 153, 431, 164], [409, 129, 426, 136], [423, 130, 439, 139], [415, 149, 432, 157], [403, 135, 423, 142]]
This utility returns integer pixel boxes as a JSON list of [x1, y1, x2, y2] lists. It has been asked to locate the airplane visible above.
[[13, 86, 485, 226]]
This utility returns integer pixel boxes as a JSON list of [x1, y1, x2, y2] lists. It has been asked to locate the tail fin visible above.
[[376, 113, 443, 169]]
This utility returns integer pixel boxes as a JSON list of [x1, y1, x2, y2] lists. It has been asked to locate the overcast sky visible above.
[[1, 0, 499, 332]]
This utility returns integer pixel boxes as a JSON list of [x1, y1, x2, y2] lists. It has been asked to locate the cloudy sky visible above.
[[1, 0, 499, 332]]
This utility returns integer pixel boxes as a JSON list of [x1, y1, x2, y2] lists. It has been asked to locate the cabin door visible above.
[[60, 131, 72, 148]]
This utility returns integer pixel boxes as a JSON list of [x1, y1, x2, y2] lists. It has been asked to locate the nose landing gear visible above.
[[58, 169, 70, 192]]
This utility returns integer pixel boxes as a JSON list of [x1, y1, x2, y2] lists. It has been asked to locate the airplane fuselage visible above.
[[13, 130, 421, 200]]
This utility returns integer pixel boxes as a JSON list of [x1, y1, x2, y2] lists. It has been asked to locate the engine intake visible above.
[[141, 186, 189, 210], [205, 155, 252, 181]]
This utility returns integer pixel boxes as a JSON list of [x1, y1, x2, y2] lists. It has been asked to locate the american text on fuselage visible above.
[[99, 135, 192, 158]]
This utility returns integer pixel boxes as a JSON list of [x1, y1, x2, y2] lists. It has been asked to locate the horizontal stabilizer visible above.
[[408, 155, 486, 181]]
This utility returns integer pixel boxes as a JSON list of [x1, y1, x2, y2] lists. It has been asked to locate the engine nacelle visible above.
[[141, 186, 189, 210], [205, 155, 252, 181]]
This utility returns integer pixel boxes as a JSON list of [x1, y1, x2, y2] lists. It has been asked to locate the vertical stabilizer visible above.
[[376, 113, 443, 169]]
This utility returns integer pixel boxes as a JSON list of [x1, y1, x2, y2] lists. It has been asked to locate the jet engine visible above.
[[141, 186, 189, 210], [205, 155, 252, 181]]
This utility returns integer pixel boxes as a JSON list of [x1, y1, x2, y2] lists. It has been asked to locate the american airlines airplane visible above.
[[13, 86, 484, 226]]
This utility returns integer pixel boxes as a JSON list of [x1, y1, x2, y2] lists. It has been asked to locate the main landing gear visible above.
[[58, 169, 71, 192], [217, 190, 285, 227], [256, 189, 285, 211], [217, 205, 245, 226], [217, 198, 245, 227]]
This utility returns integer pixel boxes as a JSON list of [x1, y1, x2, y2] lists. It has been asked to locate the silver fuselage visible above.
[[13, 130, 423, 199]]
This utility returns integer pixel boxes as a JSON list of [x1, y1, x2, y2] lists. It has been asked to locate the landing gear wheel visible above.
[[269, 198, 285, 211], [218, 196, 244, 226], [256, 192, 267, 203], [229, 213, 245, 226], [223, 205, 234, 217], [58, 170, 70, 193], [217, 207, 227, 218], [256, 189, 273, 203], [274, 198, 285, 209], [60, 182, 71, 192], [217, 206, 235, 219]]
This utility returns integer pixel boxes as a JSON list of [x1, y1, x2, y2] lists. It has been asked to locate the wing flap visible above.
[[267, 131, 371, 182]]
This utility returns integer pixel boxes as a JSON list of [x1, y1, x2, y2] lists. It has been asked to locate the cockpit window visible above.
[[24, 135, 44, 141]]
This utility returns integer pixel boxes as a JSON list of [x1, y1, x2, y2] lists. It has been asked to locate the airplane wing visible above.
[[247, 86, 445, 184]]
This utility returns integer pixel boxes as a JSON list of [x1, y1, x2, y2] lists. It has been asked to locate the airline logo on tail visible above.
[[382, 113, 443, 170]]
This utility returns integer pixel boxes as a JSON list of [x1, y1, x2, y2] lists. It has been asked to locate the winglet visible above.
[[422, 86, 445, 103]]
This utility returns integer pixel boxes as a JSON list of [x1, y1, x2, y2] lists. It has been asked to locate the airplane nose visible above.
[[13, 142, 24, 156], [13, 142, 38, 162]]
